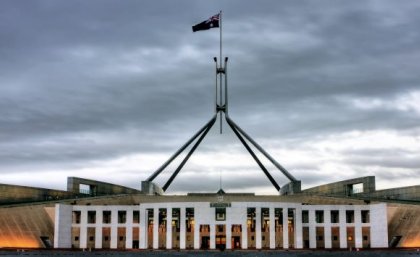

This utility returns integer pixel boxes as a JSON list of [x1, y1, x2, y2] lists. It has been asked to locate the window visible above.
[[74, 236, 79, 241], [133, 211, 140, 224], [346, 210, 354, 223], [331, 210, 339, 223], [317, 235, 323, 241], [118, 211, 126, 224], [103, 211, 111, 224], [217, 225, 224, 233], [302, 210, 309, 223], [72, 211, 81, 224], [87, 211, 96, 224], [363, 235, 368, 241], [119, 236, 124, 241], [315, 210, 324, 223], [89, 236, 94, 241], [333, 236, 338, 241], [104, 236, 109, 241], [361, 210, 370, 223]]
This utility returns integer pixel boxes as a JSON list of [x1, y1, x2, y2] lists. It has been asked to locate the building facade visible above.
[[54, 201, 388, 250]]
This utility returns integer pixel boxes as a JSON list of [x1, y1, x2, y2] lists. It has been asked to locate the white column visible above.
[[180, 208, 186, 249], [110, 210, 118, 249], [324, 209, 332, 249], [139, 208, 147, 249], [255, 207, 262, 249], [242, 210, 248, 249], [308, 209, 316, 249], [282, 207, 289, 249], [54, 204, 72, 248], [339, 208, 347, 248], [79, 210, 88, 249], [226, 223, 232, 249], [166, 208, 172, 249], [354, 208, 362, 248], [210, 224, 216, 249], [126, 210, 133, 249], [95, 210, 103, 249], [153, 208, 159, 249], [193, 218, 200, 249], [269, 208, 275, 249], [294, 207, 303, 249]]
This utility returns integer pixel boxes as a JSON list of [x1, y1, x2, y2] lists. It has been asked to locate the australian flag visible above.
[[192, 13, 220, 32]]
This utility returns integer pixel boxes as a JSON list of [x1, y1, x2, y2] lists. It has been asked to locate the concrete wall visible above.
[[67, 177, 141, 196], [357, 185, 420, 201], [0, 183, 75, 204], [0, 204, 55, 248], [302, 176, 376, 197]]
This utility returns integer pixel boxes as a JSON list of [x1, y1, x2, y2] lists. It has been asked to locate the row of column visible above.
[[138, 206, 300, 250], [306, 208, 366, 249], [65, 206, 373, 249]]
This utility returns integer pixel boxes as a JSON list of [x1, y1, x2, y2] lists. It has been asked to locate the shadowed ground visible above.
[[1, 250, 420, 257]]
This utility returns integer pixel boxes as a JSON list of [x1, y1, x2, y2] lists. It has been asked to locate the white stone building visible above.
[[54, 197, 388, 250]]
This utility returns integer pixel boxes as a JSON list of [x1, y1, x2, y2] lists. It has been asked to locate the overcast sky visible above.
[[1, 0, 420, 195]]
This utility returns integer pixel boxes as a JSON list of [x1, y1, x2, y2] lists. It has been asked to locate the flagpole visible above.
[[219, 10, 223, 134]]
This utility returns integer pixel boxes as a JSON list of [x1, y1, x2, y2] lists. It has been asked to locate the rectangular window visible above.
[[133, 210, 140, 224], [346, 210, 354, 223], [331, 210, 339, 223], [72, 211, 81, 224], [87, 211, 96, 224], [118, 211, 126, 224], [361, 210, 370, 223], [103, 211, 111, 224], [302, 210, 309, 223], [315, 210, 324, 223]]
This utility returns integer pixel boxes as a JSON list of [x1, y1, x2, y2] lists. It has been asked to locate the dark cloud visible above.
[[1, 0, 420, 193]]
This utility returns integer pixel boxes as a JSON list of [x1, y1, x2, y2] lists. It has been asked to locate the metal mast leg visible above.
[[226, 117, 281, 191], [146, 115, 217, 182], [162, 116, 216, 191], [226, 116, 297, 182]]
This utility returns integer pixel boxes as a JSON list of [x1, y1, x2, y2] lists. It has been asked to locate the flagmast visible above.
[[219, 10, 223, 134]]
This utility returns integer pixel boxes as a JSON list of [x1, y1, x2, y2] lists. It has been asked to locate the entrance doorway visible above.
[[232, 236, 241, 249], [201, 236, 210, 249], [216, 235, 226, 250]]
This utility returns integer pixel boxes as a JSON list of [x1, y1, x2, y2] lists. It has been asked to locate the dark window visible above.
[[302, 210, 309, 223], [133, 211, 140, 224], [317, 236, 323, 240], [217, 225, 224, 233], [262, 236, 265, 241], [104, 236, 109, 241], [331, 210, 339, 223], [361, 210, 370, 223], [118, 211, 127, 224], [363, 235, 368, 241], [72, 211, 81, 224], [89, 236, 94, 241], [346, 210, 354, 223], [315, 210, 324, 223], [251, 236, 254, 241], [74, 236, 79, 241], [119, 236, 124, 241], [87, 211, 96, 224], [333, 236, 338, 241], [103, 211, 111, 224]]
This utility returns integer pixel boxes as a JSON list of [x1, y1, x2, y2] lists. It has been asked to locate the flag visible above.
[[192, 13, 220, 32]]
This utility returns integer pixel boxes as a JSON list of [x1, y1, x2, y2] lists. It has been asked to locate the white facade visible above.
[[54, 201, 388, 249]]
